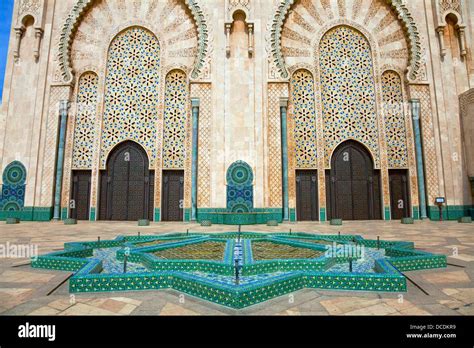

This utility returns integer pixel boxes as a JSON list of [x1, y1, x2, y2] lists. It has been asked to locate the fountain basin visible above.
[[31, 232, 447, 309]]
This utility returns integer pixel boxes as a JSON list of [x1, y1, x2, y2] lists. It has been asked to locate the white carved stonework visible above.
[[19, 0, 41, 16], [439, 0, 461, 14], [0, 0, 473, 222], [229, 0, 250, 12]]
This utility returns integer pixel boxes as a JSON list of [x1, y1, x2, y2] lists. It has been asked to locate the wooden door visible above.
[[99, 141, 153, 221], [296, 170, 319, 221], [389, 169, 410, 219], [328, 141, 381, 220], [71, 170, 91, 220], [162, 170, 184, 221]]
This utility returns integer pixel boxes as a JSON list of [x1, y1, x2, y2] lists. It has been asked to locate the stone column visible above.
[[225, 23, 232, 57], [410, 99, 428, 220], [53, 101, 70, 220], [280, 98, 289, 221], [13, 27, 25, 60], [247, 23, 254, 56], [457, 25, 467, 57], [436, 27, 446, 57], [33, 28, 44, 61], [191, 98, 200, 221]]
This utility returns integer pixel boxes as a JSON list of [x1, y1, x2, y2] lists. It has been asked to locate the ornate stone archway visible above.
[[269, 0, 422, 81], [58, 0, 210, 84]]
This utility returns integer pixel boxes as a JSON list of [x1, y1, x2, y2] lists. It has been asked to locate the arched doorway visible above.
[[99, 141, 154, 221], [327, 141, 381, 220]]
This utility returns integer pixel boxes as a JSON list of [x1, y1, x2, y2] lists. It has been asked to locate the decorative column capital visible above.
[[34, 27, 44, 38], [59, 100, 71, 114], [191, 98, 200, 108], [279, 97, 289, 108], [409, 99, 421, 121], [14, 27, 25, 38], [13, 26, 25, 60]]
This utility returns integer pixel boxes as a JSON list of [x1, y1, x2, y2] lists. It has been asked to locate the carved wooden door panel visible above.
[[162, 170, 184, 221], [71, 170, 91, 220], [99, 141, 152, 221], [389, 169, 410, 219], [296, 170, 319, 221], [329, 141, 381, 220]]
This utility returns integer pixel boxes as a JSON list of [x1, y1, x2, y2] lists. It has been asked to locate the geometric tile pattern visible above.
[[163, 70, 187, 169], [267, 84, 285, 207], [100, 27, 160, 169], [41, 86, 70, 207], [0, 161, 27, 211], [193, 84, 212, 208], [31, 232, 449, 309], [381, 71, 408, 168], [226, 161, 254, 213], [409, 85, 439, 203], [291, 70, 317, 168], [72, 72, 98, 169], [319, 26, 379, 167]]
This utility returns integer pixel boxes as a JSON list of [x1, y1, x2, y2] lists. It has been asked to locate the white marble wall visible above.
[[0, 0, 472, 215]]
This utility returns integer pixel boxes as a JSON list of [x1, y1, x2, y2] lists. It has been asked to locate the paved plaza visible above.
[[0, 221, 473, 316]]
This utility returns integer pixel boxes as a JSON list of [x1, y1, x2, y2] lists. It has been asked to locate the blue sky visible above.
[[0, 0, 14, 102]]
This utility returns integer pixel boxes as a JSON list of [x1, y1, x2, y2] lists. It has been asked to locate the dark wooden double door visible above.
[[327, 141, 382, 220], [99, 141, 154, 221]]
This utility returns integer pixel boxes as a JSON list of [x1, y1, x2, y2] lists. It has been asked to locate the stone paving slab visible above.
[[0, 220, 473, 316]]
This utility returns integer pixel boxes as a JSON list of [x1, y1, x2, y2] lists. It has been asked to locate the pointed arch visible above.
[[100, 26, 160, 169], [319, 25, 379, 168]]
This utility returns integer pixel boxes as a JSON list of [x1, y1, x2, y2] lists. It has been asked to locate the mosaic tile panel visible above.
[[41, 86, 70, 207], [193, 84, 212, 208], [252, 241, 323, 260], [382, 71, 408, 168], [319, 26, 379, 167], [72, 72, 99, 169], [163, 70, 188, 169], [226, 161, 254, 213], [100, 27, 160, 169], [409, 85, 439, 203], [0, 161, 27, 211], [267, 84, 285, 208], [152, 241, 226, 261], [291, 70, 317, 168]]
